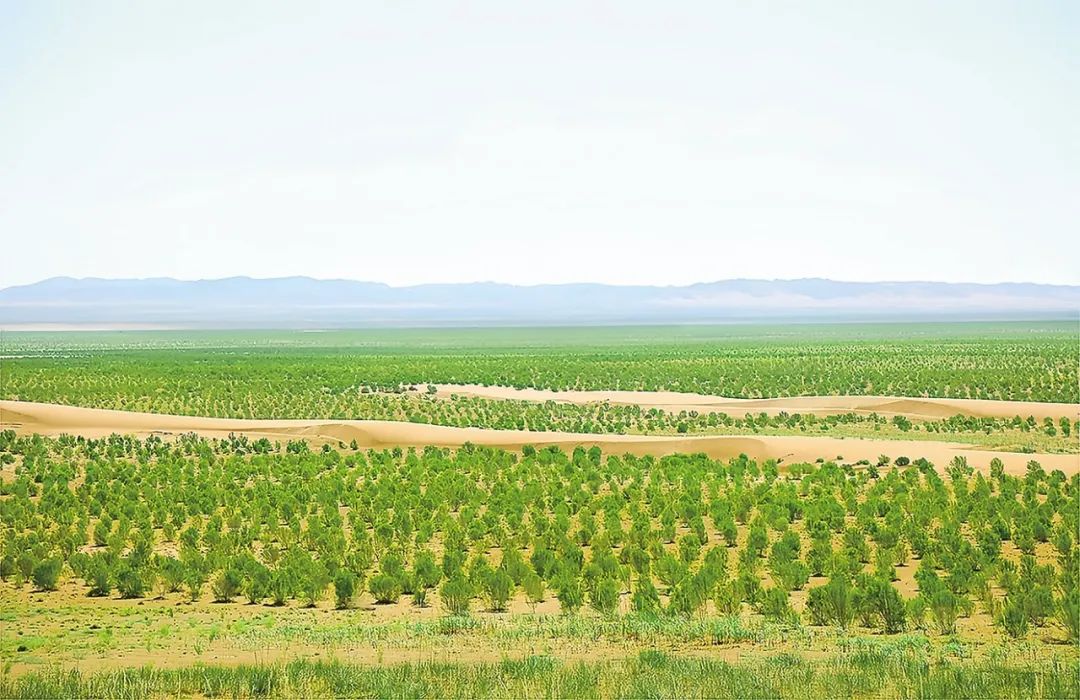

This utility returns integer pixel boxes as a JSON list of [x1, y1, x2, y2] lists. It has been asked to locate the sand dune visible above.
[[431, 384, 1079, 420], [2, 400, 1075, 476]]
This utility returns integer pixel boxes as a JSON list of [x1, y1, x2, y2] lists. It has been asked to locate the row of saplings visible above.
[[14, 524, 1078, 643]]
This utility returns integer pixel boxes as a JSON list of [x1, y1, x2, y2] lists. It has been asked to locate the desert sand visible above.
[[431, 384, 1079, 420], [2, 400, 1075, 475]]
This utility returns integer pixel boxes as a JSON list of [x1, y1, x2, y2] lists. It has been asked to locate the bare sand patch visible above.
[[2, 400, 1075, 475], [430, 384, 1079, 420]]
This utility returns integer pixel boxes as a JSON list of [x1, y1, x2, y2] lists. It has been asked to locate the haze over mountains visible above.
[[1, 277, 1077, 328]]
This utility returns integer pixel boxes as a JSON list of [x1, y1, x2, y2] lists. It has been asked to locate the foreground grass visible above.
[[2, 650, 1076, 700], [229, 611, 789, 649]]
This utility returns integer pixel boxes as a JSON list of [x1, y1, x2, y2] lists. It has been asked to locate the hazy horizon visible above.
[[5, 273, 1080, 290], [3, 2, 1078, 288], [3, 276, 1076, 329]]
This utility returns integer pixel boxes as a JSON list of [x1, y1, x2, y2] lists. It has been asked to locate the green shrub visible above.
[[589, 577, 620, 615], [269, 567, 293, 606], [773, 560, 811, 592], [1001, 599, 1030, 638], [92, 519, 111, 547], [413, 551, 442, 589], [678, 533, 702, 565], [523, 571, 545, 607], [632, 578, 661, 614], [715, 581, 743, 616], [334, 571, 358, 609], [929, 589, 961, 635], [483, 570, 514, 612], [755, 587, 796, 623], [555, 574, 584, 614], [369, 573, 402, 604], [733, 564, 760, 599], [243, 564, 271, 604], [907, 596, 928, 631], [31, 558, 61, 591], [865, 578, 906, 633], [158, 557, 185, 594], [439, 576, 473, 615], [746, 520, 768, 558], [212, 568, 243, 603], [117, 562, 151, 599], [806, 575, 855, 629], [654, 554, 688, 591], [674, 571, 717, 616], [0, 555, 15, 582], [84, 554, 115, 597]]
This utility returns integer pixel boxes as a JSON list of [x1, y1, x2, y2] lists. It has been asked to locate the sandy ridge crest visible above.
[[431, 384, 1080, 420], [2, 400, 1076, 476]]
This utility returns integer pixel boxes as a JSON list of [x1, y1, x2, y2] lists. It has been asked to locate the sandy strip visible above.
[[430, 385, 1079, 420], [2, 400, 1075, 476]]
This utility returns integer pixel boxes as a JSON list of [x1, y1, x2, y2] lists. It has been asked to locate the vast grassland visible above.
[[1, 322, 1077, 698]]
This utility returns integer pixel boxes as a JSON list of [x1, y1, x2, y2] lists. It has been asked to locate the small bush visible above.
[[483, 570, 514, 612], [85, 555, 114, 597], [865, 578, 906, 634], [212, 568, 243, 603], [633, 578, 661, 614], [31, 558, 61, 592], [755, 587, 796, 623], [523, 571, 545, 607], [589, 577, 620, 615], [1057, 589, 1079, 643], [555, 574, 584, 614], [930, 589, 961, 635], [715, 581, 743, 616], [807, 575, 858, 630], [369, 573, 402, 604], [334, 571, 358, 609], [439, 576, 473, 615], [1001, 599, 1029, 639], [117, 563, 151, 599]]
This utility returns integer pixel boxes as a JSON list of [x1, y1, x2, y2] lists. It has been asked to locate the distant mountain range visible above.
[[1, 277, 1077, 328]]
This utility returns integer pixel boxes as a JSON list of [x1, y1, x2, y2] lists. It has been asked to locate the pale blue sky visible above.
[[2, 1, 1077, 287]]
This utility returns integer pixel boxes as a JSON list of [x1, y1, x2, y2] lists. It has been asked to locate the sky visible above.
[[2, 1, 1078, 288]]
